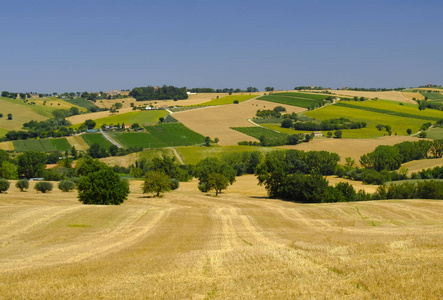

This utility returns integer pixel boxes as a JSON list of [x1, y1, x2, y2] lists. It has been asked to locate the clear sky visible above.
[[1, 0, 442, 92]]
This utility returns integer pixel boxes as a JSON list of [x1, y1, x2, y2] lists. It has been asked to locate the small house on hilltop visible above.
[[313, 131, 323, 138], [123, 123, 132, 129]]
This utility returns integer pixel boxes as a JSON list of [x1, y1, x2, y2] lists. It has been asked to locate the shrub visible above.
[[169, 178, 180, 190], [0, 179, 10, 193], [35, 181, 53, 193], [15, 179, 29, 192], [58, 180, 76, 192], [419, 131, 427, 138], [233, 100, 239, 104]]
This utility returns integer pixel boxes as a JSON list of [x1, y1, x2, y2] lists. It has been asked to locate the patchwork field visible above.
[[258, 92, 330, 108], [304, 100, 443, 138], [173, 99, 305, 146], [81, 133, 113, 149], [0, 177, 442, 298], [12, 138, 72, 152], [426, 127, 443, 139], [110, 123, 205, 148], [280, 135, 420, 164], [65, 135, 90, 151], [232, 126, 289, 144], [331, 90, 415, 103], [420, 91, 443, 102]]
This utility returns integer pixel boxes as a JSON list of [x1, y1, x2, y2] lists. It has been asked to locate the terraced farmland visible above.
[[420, 91, 443, 102], [258, 92, 330, 108]]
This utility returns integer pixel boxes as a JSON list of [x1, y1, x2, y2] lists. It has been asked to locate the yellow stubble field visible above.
[[0, 176, 442, 298]]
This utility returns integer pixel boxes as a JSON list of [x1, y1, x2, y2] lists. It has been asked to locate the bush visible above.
[[35, 181, 53, 193], [169, 178, 180, 190], [233, 100, 239, 104], [15, 179, 29, 192], [419, 131, 427, 138], [0, 179, 10, 193], [78, 169, 129, 205], [58, 180, 76, 192]]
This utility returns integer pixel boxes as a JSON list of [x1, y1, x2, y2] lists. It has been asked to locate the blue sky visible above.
[[1, 0, 442, 92]]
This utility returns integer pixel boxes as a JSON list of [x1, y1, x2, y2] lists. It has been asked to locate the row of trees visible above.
[[290, 118, 366, 131], [187, 87, 260, 93], [129, 85, 188, 101]]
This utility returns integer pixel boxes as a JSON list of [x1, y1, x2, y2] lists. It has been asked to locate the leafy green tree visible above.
[[281, 119, 293, 128], [78, 169, 129, 205], [214, 137, 219, 144], [109, 144, 119, 156], [84, 119, 96, 129], [419, 131, 427, 138], [327, 131, 333, 138], [204, 136, 211, 147], [7, 114, 12, 120], [114, 102, 123, 109], [16, 179, 29, 192], [195, 157, 236, 192], [74, 155, 108, 176], [407, 128, 412, 135], [265, 87, 274, 91], [71, 146, 78, 158], [205, 172, 229, 195], [143, 171, 171, 197], [58, 180, 76, 192], [334, 130, 342, 138], [35, 181, 53, 193], [18, 151, 47, 178], [376, 124, 384, 131], [0, 179, 10, 193], [0, 161, 18, 179]]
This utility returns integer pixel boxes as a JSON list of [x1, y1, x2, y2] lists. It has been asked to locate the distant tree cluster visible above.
[[130, 85, 188, 101], [187, 87, 260, 94], [292, 118, 366, 131]]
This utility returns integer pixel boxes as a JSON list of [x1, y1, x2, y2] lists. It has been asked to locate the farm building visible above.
[[313, 131, 323, 138]]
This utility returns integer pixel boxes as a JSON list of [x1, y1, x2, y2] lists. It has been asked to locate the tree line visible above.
[[129, 85, 188, 101]]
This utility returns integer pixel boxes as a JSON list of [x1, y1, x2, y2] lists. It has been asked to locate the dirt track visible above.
[[0, 176, 442, 298]]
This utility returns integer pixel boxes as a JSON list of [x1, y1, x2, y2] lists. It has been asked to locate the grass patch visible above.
[[232, 127, 288, 140], [258, 92, 330, 108], [110, 123, 205, 148], [12, 138, 71, 152], [197, 95, 258, 106], [424, 127, 443, 140], [84, 110, 168, 128], [0, 128, 8, 138], [420, 92, 443, 102], [81, 133, 113, 148], [176, 145, 276, 165]]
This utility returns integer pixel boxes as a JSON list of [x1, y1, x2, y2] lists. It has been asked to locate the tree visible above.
[[7, 113, 12, 120], [143, 171, 171, 197], [214, 137, 219, 144], [71, 146, 78, 159], [84, 119, 96, 129], [15, 179, 29, 192], [74, 155, 108, 177], [407, 128, 412, 135], [419, 131, 427, 138], [78, 169, 129, 205], [17, 151, 47, 178], [206, 172, 229, 195], [265, 87, 274, 92], [376, 124, 384, 131], [0, 179, 10, 193], [195, 157, 236, 192], [35, 181, 53, 193], [58, 180, 76, 192], [334, 130, 342, 138], [0, 161, 18, 179], [204, 136, 211, 147], [114, 102, 123, 109], [281, 119, 293, 128], [131, 123, 140, 130], [109, 144, 119, 156], [327, 131, 333, 138]]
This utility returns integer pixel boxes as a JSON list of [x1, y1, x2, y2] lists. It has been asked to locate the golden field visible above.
[[0, 176, 442, 299]]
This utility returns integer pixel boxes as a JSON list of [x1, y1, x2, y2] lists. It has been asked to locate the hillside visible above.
[[331, 90, 416, 103], [0, 177, 442, 298]]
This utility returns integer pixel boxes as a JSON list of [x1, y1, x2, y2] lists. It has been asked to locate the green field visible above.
[[420, 92, 443, 102], [81, 133, 113, 148], [425, 127, 443, 139], [198, 95, 258, 106], [304, 100, 443, 138], [231, 126, 289, 144], [110, 123, 205, 148], [336, 100, 443, 121], [258, 92, 330, 108], [0, 128, 8, 138], [79, 110, 169, 128], [12, 138, 72, 152], [176, 145, 276, 165]]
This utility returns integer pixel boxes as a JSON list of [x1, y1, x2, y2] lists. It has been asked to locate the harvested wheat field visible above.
[[65, 135, 90, 151], [332, 90, 416, 104], [173, 99, 305, 145], [401, 157, 443, 175], [0, 176, 442, 299], [402, 91, 424, 100], [0, 141, 14, 151], [67, 108, 134, 125], [280, 136, 421, 164]]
